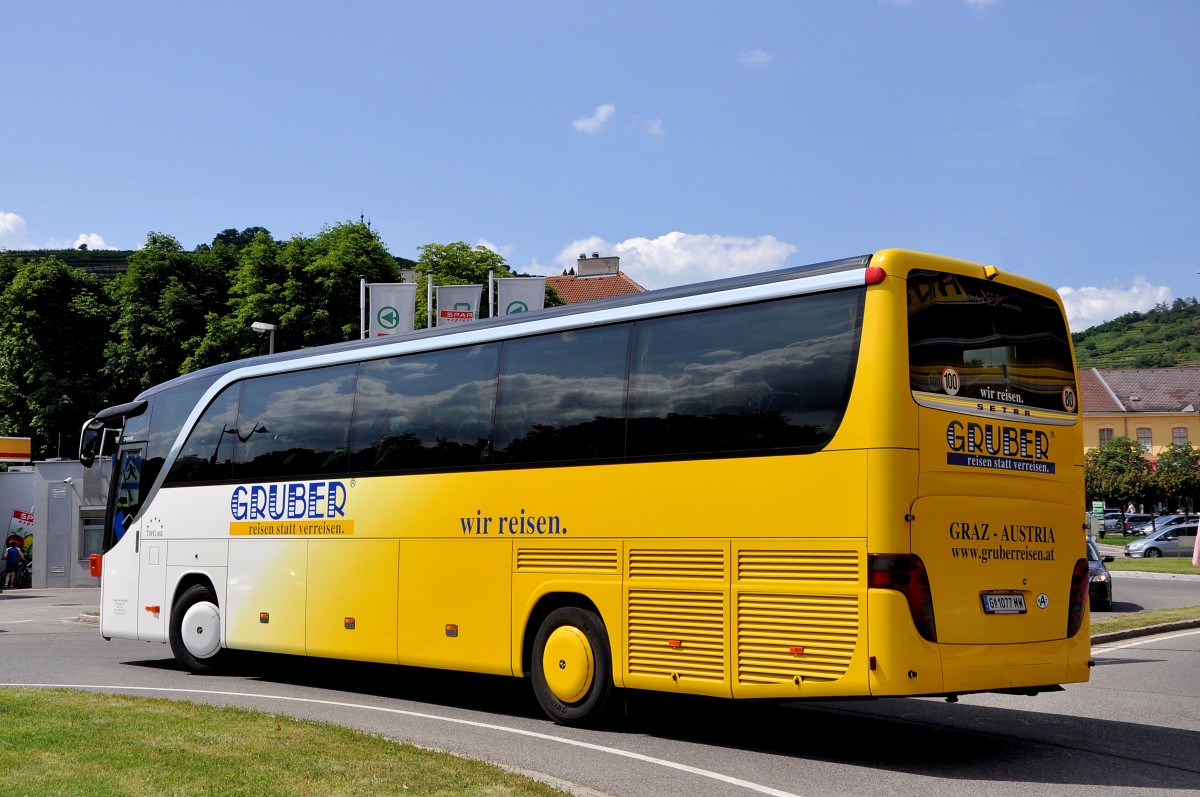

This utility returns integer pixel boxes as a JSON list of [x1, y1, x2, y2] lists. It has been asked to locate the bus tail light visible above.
[[868, 554, 937, 642], [864, 266, 886, 285], [1066, 558, 1089, 638]]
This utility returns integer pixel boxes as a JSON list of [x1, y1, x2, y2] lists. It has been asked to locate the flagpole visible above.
[[360, 278, 367, 339]]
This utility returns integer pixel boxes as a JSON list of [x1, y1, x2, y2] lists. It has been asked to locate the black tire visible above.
[[1146, 548, 1162, 558], [531, 607, 613, 725], [169, 584, 224, 673]]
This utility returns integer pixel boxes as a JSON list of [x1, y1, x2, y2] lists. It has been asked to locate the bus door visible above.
[[105, 443, 168, 643], [115, 447, 169, 643]]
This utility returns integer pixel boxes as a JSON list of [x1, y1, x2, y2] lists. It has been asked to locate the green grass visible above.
[[1093, 533, 1142, 546], [0, 689, 568, 797], [1091, 605, 1200, 635], [1106, 557, 1200, 575]]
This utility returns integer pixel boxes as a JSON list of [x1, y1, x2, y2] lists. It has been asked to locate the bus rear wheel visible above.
[[532, 607, 612, 725], [169, 584, 224, 673]]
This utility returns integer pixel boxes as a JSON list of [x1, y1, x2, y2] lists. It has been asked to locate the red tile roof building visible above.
[[1080, 367, 1200, 460], [547, 253, 645, 305]]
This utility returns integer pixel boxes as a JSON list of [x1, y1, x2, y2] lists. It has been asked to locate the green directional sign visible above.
[[376, 305, 400, 330]]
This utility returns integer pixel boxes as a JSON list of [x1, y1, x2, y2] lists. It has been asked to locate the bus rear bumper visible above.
[[938, 634, 1091, 694], [867, 591, 1091, 696]]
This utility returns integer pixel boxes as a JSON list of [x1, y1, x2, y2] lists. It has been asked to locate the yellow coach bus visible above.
[[80, 249, 1089, 724]]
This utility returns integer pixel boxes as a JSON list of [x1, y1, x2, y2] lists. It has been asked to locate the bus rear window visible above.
[[907, 270, 1077, 415]]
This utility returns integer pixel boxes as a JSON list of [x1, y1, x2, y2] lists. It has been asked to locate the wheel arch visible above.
[[521, 592, 606, 677], [172, 571, 220, 610]]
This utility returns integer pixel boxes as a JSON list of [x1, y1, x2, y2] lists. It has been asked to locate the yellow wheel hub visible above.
[[542, 626, 594, 704]]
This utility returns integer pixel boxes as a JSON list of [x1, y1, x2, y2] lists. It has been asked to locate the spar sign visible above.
[[436, 284, 482, 326]]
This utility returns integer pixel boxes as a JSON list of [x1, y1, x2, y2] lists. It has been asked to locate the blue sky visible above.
[[3, 1, 1197, 330]]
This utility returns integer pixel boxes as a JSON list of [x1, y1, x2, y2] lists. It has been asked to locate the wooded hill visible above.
[[1072, 298, 1200, 370], [0, 247, 418, 278]]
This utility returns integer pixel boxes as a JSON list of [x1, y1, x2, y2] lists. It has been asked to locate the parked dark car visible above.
[[1128, 513, 1197, 536], [1102, 511, 1125, 531], [1121, 513, 1154, 533], [1087, 540, 1113, 611]]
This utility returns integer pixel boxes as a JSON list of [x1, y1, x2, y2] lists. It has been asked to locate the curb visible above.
[[1091, 618, 1200, 645]]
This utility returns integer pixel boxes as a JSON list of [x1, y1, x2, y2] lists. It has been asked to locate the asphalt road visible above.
[[1094, 570, 1200, 617], [1, 588, 1197, 797]]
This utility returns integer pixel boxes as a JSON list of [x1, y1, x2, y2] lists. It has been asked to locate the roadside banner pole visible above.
[[360, 278, 367, 339]]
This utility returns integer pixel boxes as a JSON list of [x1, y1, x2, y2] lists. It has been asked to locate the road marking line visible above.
[[0, 683, 805, 797], [1093, 628, 1200, 652]]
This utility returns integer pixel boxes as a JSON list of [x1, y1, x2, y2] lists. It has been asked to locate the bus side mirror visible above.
[[79, 418, 104, 469]]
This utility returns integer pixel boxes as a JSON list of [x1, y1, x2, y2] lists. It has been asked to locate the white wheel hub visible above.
[[181, 601, 221, 659]]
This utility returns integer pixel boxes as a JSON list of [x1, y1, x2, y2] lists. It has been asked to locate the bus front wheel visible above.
[[169, 584, 224, 673], [532, 607, 613, 725]]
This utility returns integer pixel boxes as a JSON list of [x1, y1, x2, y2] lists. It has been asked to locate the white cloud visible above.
[[572, 104, 616, 134], [0, 213, 116, 251], [474, 238, 514, 258], [739, 49, 771, 66], [72, 233, 115, 250], [647, 119, 665, 136], [1058, 278, 1172, 332], [0, 211, 30, 249], [553, 232, 797, 290]]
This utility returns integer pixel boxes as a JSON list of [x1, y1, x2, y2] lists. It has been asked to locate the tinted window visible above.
[[140, 376, 219, 494], [628, 291, 863, 457], [350, 344, 499, 472], [907, 270, 1076, 414], [494, 326, 630, 464], [165, 383, 240, 484], [232, 365, 358, 480]]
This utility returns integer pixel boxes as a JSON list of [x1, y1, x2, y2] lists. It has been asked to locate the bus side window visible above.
[[350, 344, 500, 473], [493, 325, 630, 465], [165, 385, 240, 484], [627, 291, 863, 458]]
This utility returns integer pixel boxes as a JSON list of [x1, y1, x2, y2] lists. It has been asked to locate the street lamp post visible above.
[[251, 321, 276, 354]]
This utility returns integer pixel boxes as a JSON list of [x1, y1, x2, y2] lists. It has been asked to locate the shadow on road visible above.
[[120, 650, 1200, 791]]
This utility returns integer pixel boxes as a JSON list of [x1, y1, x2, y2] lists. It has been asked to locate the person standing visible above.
[[3, 539, 23, 590]]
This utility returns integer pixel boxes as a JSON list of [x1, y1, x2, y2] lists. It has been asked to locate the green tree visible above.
[[104, 232, 228, 394], [186, 221, 398, 369], [0, 257, 112, 458], [1084, 436, 1153, 529], [282, 221, 399, 347], [414, 242, 512, 326], [1153, 442, 1200, 514], [184, 231, 287, 370], [413, 242, 564, 326]]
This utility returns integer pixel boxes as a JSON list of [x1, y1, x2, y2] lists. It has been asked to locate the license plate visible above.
[[981, 593, 1027, 614]]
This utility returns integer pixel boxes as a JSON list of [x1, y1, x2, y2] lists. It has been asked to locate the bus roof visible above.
[[135, 253, 874, 401]]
